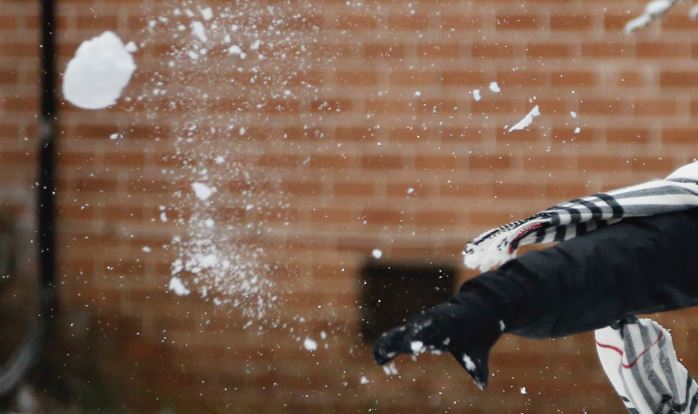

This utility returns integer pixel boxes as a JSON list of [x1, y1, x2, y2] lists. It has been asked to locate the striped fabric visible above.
[[463, 162, 698, 272], [595, 319, 698, 413]]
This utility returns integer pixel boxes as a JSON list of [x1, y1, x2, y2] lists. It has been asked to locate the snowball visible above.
[[489, 81, 501, 93], [371, 249, 383, 259], [169, 276, 191, 296], [359, 376, 370, 385], [63, 31, 137, 110], [574, 127, 581, 134], [192, 182, 215, 201], [507, 105, 540, 133], [520, 386, 527, 395], [303, 337, 317, 352]]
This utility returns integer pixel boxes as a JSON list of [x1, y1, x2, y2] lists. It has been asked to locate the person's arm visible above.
[[374, 209, 698, 387]]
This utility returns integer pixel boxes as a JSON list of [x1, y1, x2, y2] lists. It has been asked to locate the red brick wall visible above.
[[3, 0, 698, 412]]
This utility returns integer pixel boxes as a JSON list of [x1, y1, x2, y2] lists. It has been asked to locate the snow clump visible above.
[[63, 31, 136, 110]]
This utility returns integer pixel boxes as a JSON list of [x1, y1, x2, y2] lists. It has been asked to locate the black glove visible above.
[[372, 287, 503, 389]]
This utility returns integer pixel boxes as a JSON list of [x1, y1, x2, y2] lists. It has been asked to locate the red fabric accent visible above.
[[595, 330, 664, 369]]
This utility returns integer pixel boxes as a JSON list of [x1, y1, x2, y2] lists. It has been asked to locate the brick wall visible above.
[[3, 0, 698, 412]]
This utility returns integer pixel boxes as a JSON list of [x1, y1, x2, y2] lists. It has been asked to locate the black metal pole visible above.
[[38, 0, 58, 324]]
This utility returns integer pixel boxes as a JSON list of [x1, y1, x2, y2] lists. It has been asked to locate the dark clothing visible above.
[[373, 209, 698, 389], [463, 208, 698, 339]]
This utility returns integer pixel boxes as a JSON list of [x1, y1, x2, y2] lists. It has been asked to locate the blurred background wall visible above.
[[2, 0, 698, 412]]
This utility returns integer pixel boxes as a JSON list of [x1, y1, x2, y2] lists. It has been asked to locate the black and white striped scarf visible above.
[[464, 162, 698, 412], [464, 162, 698, 272]]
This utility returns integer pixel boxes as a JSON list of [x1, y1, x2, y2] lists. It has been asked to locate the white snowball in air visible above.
[[63, 31, 136, 110], [372, 249, 383, 259], [303, 337, 318, 352]]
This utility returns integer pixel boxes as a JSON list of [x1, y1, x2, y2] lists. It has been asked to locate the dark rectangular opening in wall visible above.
[[359, 261, 455, 344]]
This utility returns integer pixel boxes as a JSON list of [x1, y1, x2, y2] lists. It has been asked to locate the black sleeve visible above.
[[459, 209, 698, 339]]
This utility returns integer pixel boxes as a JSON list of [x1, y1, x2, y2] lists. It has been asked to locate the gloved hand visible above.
[[372, 288, 503, 389]]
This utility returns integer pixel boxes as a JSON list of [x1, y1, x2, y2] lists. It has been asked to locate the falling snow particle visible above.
[[360, 376, 370, 385], [471, 89, 481, 102], [520, 387, 527, 395], [200, 7, 213, 21], [303, 337, 318, 352], [462, 353, 476, 372], [372, 249, 383, 259], [191, 21, 208, 42], [507, 105, 541, 133], [489, 81, 501, 93], [410, 341, 424, 354], [169, 276, 191, 296], [382, 362, 399, 376], [192, 182, 215, 201], [574, 127, 581, 134]]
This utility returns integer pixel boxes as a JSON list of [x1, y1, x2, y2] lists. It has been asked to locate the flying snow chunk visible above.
[[625, 14, 652, 33], [471, 89, 481, 102], [359, 376, 370, 385], [372, 249, 383, 259], [200, 7, 213, 21], [489, 81, 501, 93], [645, 0, 672, 16], [125, 41, 138, 53], [191, 21, 208, 42], [382, 362, 399, 376], [410, 341, 424, 353], [303, 337, 318, 352], [520, 386, 527, 395], [169, 276, 191, 296], [63, 31, 136, 110], [228, 45, 242, 55], [462, 353, 476, 372], [192, 182, 215, 201], [507, 105, 540, 133]]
